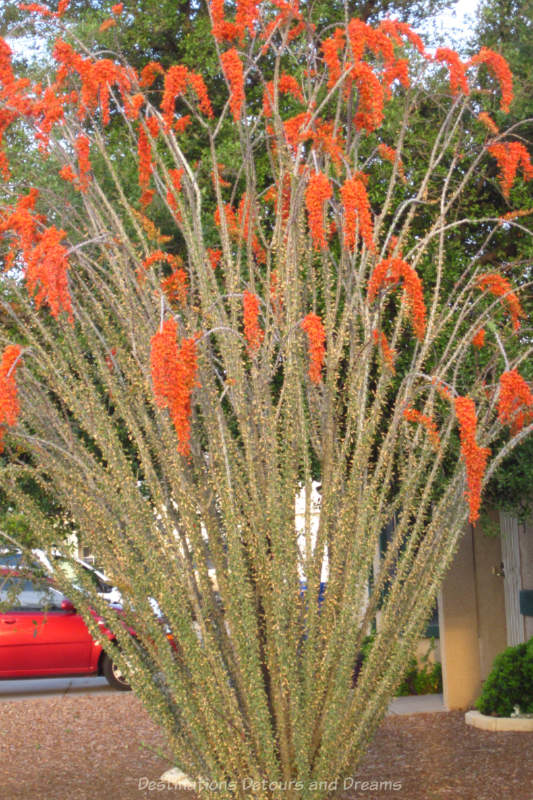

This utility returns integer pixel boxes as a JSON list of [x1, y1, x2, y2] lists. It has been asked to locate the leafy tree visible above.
[[1, 4, 532, 797], [464, 0, 533, 518]]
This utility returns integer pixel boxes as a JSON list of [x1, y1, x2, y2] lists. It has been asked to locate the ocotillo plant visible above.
[[0, 2, 532, 798]]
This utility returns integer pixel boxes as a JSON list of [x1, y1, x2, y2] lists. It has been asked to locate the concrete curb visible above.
[[465, 710, 533, 732]]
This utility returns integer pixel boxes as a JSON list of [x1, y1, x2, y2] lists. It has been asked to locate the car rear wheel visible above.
[[102, 652, 131, 691]]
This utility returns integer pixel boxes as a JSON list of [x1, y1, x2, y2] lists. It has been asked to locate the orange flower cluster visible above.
[[378, 143, 406, 182], [382, 58, 409, 98], [260, 0, 306, 53], [19, 3, 54, 16], [372, 329, 396, 373], [213, 193, 264, 261], [0, 189, 40, 271], [74, 133, 91, 193], [123, 92, 144, 120], [211, 162, 231, 189], [112, 2, 123, 13], [321, 29, 345, 89], [283, 111, 312, 151], [160, 65, 213, 129], [0, 189, 68, 306], [0, 344, 22, 452], [469, 48, 513, 113], [137, 126, 153, 207], [301, 313, 325, 384], [150, 318, 199, 457], [210, 0, 260, 43], [210, 0, 239, 42], [58, 135, 92, 192], [237, 192, 266, 264], [19, 0, 70, 18], [269, 269, 283, 316], [131, 209, 171, 245], [368, 257, 427, 340], [139, 249, 182, 279], [243, 290, 264, 354], [477, 272, 524, 331], [454, 396, 490, 524], [499, 208, 533, 222], [187, 71, 214, 118], [497, 369, 533, 434], [59, 164, 76, 183], [472, 328, 485, 349], [264, 175, 292, 226], [1, 39, 77, 160], [403, 407, 440, 450], [305, 171, 332, 250], [174, 115, 191, 133], [99, 19, 116, 33], [36, 83, 80, 151], [214, 202, 238, 237], [320, 18, 429, 135], [309, 119, 345, 171], [340, 173, 375, 252], [165, 168, 184, 220], [161, 269, 189, 307], [53, 40, 132, 125], [220, 49, 245, 122], [487, 141, 533, 199], [161, 65, 188, 127], [235, 0, 260, 40], [434, 49, 469, 96], [140, 61, 164, 88], [351, 61, 384, 132], [262, 74, 303, 116], [26, 225, 73, 320], [477, 111, 499, 135], [169, 167, 184, 195], [207, 248, 222, 270], [431, 376, 452, 402], [0, 40, 18, 176], [378, 19, 426, 56]]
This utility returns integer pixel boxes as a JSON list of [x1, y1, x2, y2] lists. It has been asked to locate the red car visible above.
[[0, 569, 131, 690]]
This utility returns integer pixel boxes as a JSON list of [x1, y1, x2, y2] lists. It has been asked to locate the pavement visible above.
[[0, 676, 114, 700], [0, 677, 446, 712], [388, 693, 445, 714]]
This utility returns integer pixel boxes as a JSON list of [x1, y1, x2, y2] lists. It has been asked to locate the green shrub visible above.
[[353, 636, 443, 696], [396, 641, 443, 696], [475, 638, 533, 717]]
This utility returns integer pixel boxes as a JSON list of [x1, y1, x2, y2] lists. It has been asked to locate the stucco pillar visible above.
[[438, 527, 482, 710], [439, 517, 508, 710]]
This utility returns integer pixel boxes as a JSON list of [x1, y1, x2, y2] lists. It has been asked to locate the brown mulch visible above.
[[0, 693, 532, 800]]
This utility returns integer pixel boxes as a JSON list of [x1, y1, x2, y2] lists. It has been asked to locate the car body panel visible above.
[[0, 571, 104, 679], [0, 609, 98, 676]]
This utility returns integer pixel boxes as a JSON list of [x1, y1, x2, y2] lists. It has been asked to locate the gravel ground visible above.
[[0, 694, 532, 800]]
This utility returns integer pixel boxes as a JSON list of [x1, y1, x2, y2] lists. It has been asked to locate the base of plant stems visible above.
[[160, 767, 197, 789]]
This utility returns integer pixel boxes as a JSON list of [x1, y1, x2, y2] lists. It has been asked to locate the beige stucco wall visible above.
[[519, 516, 533, 641], [415, 637, 441, 665], [473, 517, 508, 679]]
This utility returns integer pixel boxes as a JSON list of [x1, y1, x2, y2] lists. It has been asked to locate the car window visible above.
[[56, 558, 113, 594], [0, 577, 66, 611], [0, 552, 23, 567]]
